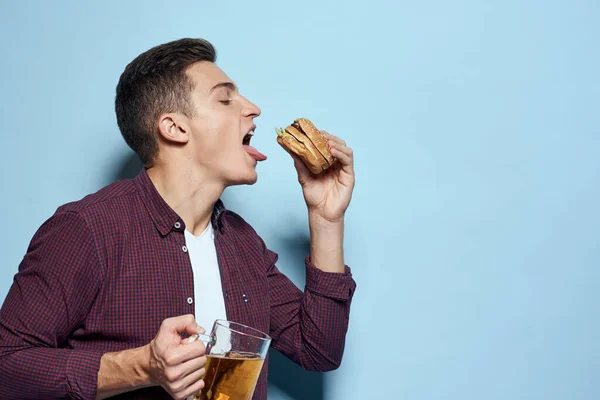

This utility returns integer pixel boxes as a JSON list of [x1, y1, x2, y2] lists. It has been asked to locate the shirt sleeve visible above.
[[264, 243, 357, 372], [0, 211, 105, 400]]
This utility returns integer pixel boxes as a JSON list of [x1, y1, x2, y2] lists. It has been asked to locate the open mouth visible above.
[[242, 130, 253, 146], [242, 129, 267, 161]]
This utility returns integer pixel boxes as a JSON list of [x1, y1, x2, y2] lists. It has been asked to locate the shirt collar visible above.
[[134, 168, 227, 236]]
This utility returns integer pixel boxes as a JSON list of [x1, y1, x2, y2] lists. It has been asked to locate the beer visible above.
[[186, 320, 271, 400], [194, 351, 265, 400]]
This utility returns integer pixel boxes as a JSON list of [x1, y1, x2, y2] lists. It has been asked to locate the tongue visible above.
[[243, 145, 267, 161]]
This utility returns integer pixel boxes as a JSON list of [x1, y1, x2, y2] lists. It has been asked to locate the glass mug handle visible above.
[[184, 334, 215, 400], [186, 333, 216, 346]]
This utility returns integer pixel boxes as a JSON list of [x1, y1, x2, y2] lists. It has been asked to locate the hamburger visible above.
[[275, 118, 335, 174]]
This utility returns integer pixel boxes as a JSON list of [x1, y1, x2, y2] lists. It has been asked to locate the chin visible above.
[[240, 171, 258, 185], [224, 168, 258, 187]]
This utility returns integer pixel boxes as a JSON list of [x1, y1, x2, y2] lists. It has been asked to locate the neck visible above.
[[146, 162, 224, 236]]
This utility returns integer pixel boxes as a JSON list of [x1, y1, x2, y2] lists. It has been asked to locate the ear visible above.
[[157, 113, 189, 144]]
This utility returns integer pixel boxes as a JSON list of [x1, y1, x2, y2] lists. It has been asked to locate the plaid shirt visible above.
[[0, 168, 356, 400]]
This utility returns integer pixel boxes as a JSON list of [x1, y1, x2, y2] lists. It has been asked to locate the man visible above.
[[0, 38, 356, 400]]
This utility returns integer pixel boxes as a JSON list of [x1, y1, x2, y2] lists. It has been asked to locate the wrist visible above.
[[308, 211, 344, 231], [308, 212, 345, 273], [139, 344, 154, 386], [308, 212, 344, 250], [96, 346, 154, 399]]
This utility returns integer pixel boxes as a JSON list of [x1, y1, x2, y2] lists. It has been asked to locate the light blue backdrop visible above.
[[1, 1, 599, 399]]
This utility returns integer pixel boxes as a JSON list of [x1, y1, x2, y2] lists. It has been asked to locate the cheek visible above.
[[191, 111, 242, 158], [209, 119, 242, 151], [196, 131, 241, 164]]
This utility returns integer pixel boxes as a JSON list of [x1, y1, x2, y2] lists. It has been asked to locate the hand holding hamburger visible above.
[[275, 117, 355, 225], [275, 118, 336, 174]]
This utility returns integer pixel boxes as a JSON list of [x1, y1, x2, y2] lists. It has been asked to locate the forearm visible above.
[[308, 212, 345, 273], [270, 275, 355, 371], [268, 256, 356, 372], [0, 347, 103, 399], [96, 345, 154, 399]]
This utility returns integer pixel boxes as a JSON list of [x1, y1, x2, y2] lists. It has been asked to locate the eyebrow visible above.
[[209, 81, 237, 94]]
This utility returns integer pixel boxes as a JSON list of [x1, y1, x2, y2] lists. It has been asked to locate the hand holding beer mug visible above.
[[186, 320, 271, 400]]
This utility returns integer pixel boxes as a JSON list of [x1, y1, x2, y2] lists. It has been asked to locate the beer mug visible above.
[[186, 319, 271, 400]]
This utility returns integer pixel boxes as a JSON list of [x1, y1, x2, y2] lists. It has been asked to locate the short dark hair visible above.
[[115, 38, 217, 166]]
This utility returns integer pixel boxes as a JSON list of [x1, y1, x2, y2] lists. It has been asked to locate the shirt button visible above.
[[187, 297, 194, 304], [182, 245, 188, 253], [174, 222, 181, 229]]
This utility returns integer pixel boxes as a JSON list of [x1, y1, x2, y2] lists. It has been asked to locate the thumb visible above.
[[162, 314, 204, 337], [289, 152, 311, 184]]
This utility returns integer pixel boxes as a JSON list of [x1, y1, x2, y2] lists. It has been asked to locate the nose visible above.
[[242, 96, 261, 119]]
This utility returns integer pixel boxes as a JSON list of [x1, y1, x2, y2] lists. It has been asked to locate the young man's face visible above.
[[182, 61, 264, 186]]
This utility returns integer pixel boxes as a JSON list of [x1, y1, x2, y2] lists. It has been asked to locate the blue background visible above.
[[1, 1, 599, 399]]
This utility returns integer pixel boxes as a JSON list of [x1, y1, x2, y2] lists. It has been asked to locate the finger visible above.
[[161, 314, 204, 337], [170, 363, 207, 394], [329, 142, 353, 157], [329, 143, 353, 163], [287, 151, 312, 183], [178, 355, 207, 381], [329, 146, 353, 169], [177, 376, 206, 400], [164, 354, 207, 384], [322, 131, 346, 147], [181, 327, 208, 345], [165, 340, 206, 366]]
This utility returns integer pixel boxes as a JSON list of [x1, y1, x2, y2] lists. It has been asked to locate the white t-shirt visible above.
[[184, 222, 227, 333]]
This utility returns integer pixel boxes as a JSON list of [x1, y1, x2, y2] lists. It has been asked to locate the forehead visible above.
[[186, 61, 232, 92]]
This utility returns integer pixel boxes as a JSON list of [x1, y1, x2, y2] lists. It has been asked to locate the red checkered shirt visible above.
[[0, 168, 356, 399]]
